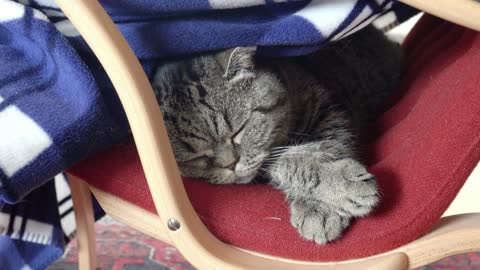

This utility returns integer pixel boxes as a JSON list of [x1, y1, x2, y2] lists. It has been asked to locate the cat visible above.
[[152, 26, 404, 244]]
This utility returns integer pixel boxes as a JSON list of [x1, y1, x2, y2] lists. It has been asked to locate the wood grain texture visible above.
[[69, 175, 97, 270], [89, 185, 172, 245], [395, 213, 480, 268], [443, 163, 480, 217], [398, 0, 480, 31]]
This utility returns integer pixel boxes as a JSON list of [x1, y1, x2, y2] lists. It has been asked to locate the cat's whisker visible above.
[[262, 160, 291, 167], [265, 159, 284, 165], [270, 149, 286, 154], [271, 146, 289, 149], [259, 168, 271, 175], [265, 154, 282, 159], [257, 170, 268, 179], [264, 152, 312, 163], [278, 152, 308, 156], [268, 151, 307, 157], [263, 162, 278, 166], [264, 160, 292, 165], [267, 155, 281, 160], [288, 132, 312, 137], [270, 148, 289, 154], [269, 150, 288, 156]]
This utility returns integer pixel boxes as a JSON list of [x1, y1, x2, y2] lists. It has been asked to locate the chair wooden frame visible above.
[[54, 0, 480, 269]]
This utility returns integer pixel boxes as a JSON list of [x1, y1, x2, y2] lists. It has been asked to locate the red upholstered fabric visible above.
[[69, 15, 480, 261]]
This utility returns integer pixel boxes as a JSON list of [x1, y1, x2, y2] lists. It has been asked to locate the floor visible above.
[[47, 216, 196, 270]]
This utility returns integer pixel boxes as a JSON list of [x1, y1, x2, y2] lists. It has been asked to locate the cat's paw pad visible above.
[[326, 158, 379, 217], [290, 201, 350, 245], [339, 158, 375, 182], [336, 187, 379, 217]]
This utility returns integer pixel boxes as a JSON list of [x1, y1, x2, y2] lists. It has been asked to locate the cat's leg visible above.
[[267, 142, 379, 244], [269, 152, 379, 244]]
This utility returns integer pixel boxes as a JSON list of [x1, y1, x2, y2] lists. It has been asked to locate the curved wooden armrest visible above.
[[54, 0, 239, 269], [398, 0, 480, 32], [394, 213, 480, 268], [89, 179, 480, 270]]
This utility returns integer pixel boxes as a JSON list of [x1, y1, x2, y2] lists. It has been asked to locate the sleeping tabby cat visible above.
[[152, 26, 404, 244]]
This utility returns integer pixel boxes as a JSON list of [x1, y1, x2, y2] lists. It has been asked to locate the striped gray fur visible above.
[[152, 26, 404, 244]]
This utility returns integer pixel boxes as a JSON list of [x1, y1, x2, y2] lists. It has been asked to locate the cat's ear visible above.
[[217, 47, 256, 78]]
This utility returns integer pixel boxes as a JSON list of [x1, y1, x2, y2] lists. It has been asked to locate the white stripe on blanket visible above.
[[33, 8, 48, 22], [295, 0, 356, 37], [0, 0, 25, 23], [0, 213, 53, 245], [0, 104, 53, 177], [55, 174, 76, 238], [332, 5, 372, 40], [209, 0, 266, 9], [55, 20, 80, 37], [43, 9, 64, 17], [22, 219, 53, 244], [31, 0, 58, 8], [336, 8, 381, 41]]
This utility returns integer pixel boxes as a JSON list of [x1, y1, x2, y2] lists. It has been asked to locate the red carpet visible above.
[[48, 217, 480, 270], [48, 217, 195, 270]]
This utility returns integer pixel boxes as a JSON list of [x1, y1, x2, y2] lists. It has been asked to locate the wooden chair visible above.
[[55, 0, 480, 269]]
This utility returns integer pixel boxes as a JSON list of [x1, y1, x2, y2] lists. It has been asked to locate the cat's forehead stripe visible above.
[[222, 111, 232, 130]]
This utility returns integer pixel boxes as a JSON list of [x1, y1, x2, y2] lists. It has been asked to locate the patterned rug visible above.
[[47, 217, 480, 270]]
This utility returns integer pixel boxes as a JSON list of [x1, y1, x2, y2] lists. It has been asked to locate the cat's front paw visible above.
[[322, 158, 379, 217], [289, 200, 350, 245]]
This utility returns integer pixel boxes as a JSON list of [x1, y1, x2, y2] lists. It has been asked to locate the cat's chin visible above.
[[233, 173, 257, 184]]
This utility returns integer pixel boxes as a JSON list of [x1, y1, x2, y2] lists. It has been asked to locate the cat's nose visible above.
[[224, 157, 239, 170]]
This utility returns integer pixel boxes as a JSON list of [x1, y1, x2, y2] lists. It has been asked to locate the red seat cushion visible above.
[[69, 15, 480, 261]]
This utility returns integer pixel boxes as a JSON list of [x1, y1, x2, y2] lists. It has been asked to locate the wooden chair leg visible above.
[[69, 174, 97, 270]]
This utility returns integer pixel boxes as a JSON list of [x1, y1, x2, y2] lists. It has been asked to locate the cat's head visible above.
[[153, 47, 288, 184]]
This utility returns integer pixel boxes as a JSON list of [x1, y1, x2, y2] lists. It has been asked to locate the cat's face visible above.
[[153, 47, 288, 184]]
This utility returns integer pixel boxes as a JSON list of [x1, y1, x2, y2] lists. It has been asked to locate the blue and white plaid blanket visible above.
[[0, 0, 416, 269]]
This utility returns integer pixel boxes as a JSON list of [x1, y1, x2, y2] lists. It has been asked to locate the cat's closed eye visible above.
[[183, 155, 212, 168], [183, 149, 214, 167]]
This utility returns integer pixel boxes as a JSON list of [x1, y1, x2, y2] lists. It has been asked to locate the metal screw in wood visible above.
[[167, 218, 181, 231]]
